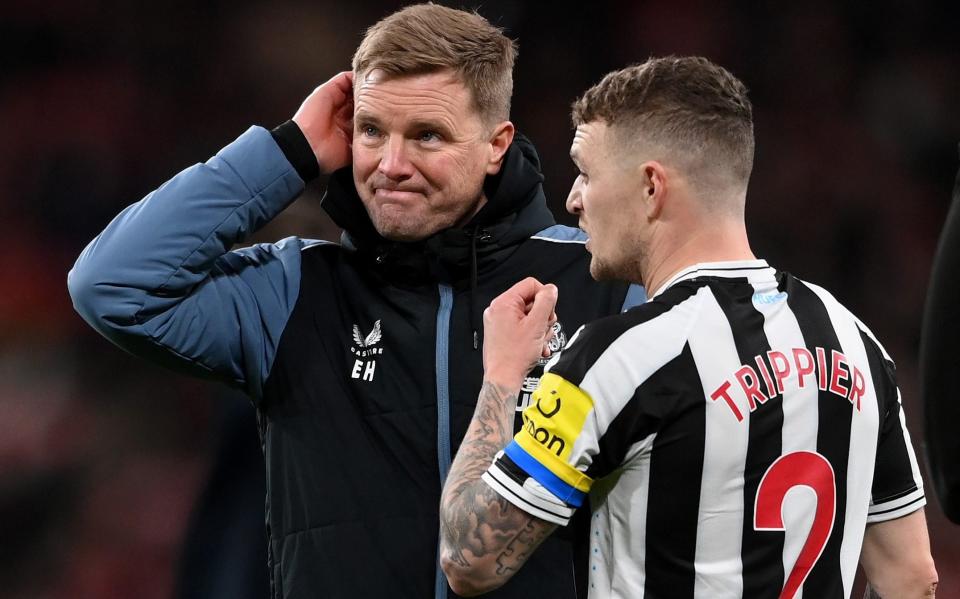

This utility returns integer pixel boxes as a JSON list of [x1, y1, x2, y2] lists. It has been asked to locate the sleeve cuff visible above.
[[271, 120, 320, 182], [483, 451, 577, 526], [867, 487, 926, 523]]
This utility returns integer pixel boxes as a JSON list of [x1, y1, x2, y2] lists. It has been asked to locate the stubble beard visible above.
[[588, 256, 615, 281], [369, 208, 430, 242], [588, 243, 646, 285]]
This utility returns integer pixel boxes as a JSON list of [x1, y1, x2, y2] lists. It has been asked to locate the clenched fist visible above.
[[482, 278, 559, 391]]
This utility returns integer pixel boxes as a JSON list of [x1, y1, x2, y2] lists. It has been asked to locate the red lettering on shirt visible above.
[[755, 355, 777, 398], [829, 350, 850, 398], [768, 350, 791, 394], [848, 366, 865, 411], [710, 380, 743, 422], [711, 346, 868, 422], [793, 348, 815, 388], [816, 347, 828, 391], [735, 365, 768, 411]]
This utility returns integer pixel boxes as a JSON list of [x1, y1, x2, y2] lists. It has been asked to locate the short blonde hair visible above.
[[573, 56, 755, 189], [352, 3, 516, 124]]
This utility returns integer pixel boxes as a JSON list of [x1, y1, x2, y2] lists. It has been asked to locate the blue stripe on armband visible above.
[[503, 441, 587, 508]]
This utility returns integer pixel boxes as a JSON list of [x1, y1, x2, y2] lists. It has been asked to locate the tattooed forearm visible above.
[[439, 380, 557, 594], [495, 518, 554, 576]]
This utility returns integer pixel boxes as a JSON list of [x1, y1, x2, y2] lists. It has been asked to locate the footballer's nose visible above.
[[566, 183, 583, 216], [378, 136, 415, 181]]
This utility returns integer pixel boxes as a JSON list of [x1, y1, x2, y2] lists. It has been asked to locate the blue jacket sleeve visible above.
[[68, 126, 318, 399]]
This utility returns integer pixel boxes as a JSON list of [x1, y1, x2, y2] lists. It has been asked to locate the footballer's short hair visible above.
[[573, 56, 755, 193], [352, 3, 516, 124]]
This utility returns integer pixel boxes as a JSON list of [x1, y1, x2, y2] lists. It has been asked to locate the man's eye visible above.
[[362, 125, 380, 137], [418, 131, 440, 142]]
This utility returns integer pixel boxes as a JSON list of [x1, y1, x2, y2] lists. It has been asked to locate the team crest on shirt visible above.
[[539, 321, 568, 365], [349, 320, 383, 382], [517, 321, 568, 411]]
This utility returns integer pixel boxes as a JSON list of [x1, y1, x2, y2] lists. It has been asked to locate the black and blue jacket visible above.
[[68, 124, 644, 599]]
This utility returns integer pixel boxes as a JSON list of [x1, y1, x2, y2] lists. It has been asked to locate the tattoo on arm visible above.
[[440, 381, 558, 589]]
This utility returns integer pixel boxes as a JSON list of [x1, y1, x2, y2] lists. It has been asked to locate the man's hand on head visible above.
[[292, 71, 354, 175], [482, 277, 558, 391]]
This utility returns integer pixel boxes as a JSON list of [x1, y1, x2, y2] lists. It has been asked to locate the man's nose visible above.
[[378, 136, 415, 180], [566, 185, 582, 215]]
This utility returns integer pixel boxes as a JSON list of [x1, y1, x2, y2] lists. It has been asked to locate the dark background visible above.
[[1, 0, 957, 597]]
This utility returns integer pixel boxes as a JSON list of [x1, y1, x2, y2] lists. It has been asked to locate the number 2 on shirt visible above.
[[754, 451, 836, 599]]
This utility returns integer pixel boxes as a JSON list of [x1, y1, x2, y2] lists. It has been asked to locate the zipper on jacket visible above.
[[434, 283, 454, 599]]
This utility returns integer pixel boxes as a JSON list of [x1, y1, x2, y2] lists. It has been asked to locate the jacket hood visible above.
[[320, 132, 555, 286]]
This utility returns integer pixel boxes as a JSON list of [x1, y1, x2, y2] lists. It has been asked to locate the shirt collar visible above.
[[650, 259, 774, 298]]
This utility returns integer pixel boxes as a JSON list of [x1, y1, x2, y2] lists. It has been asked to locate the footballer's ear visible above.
[[486, 121, 515, 175], [639, 160, 668, 219]]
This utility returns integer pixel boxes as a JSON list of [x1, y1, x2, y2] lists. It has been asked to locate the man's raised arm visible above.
[[440, 278, 560, 596], [67, 72, 353, 399]]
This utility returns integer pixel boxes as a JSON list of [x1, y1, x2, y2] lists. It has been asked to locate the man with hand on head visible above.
[[440, 56, 937, 598], [68, 4, 638, 598]]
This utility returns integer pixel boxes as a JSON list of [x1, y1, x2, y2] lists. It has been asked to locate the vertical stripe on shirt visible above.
[[806, 283, 881, 598], [753, 277, 821, 599], [642, 344, 706, 598], [783, 278, 848, 598], [689, 290, 749, 598], [711, 280, 785, 599]]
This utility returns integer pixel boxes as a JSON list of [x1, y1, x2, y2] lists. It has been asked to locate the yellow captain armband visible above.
[[513, 372, 595, 496]]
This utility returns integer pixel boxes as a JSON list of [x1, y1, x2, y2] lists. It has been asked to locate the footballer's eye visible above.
[[361, 125, 380, 137], [418, 131, 441, 143]]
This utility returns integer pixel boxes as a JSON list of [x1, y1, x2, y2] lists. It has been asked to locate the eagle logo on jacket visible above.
[[349, 320, 383, 382], [353, 320, 382, 348]]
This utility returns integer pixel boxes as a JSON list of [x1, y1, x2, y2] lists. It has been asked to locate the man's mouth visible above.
[[374, 188, 423, 202], [580, 225, 591, 251]]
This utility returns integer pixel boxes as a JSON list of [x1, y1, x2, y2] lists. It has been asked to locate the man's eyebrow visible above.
[[353, 111, 381, 124], [408, 119, 453, 135]]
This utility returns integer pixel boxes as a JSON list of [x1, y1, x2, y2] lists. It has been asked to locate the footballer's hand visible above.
[[292, 71, 354, 175], [482, 278, 558, 390]]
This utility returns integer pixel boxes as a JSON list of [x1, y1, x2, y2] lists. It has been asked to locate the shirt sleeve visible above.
[[863, 332, 926, 523], [483, 300, 691, 526], [482, 372, 599, 526], [67, 126, 318, 401]]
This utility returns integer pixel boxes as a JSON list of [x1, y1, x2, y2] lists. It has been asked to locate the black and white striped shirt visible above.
[[483, 260, 925, 598]]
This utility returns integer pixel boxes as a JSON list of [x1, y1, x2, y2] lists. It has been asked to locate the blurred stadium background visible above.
[[1, 0, 957, 597]]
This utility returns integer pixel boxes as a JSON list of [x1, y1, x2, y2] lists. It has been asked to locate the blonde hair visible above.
[[352, 3, 516, 124], [573, 56, 755, 190]]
